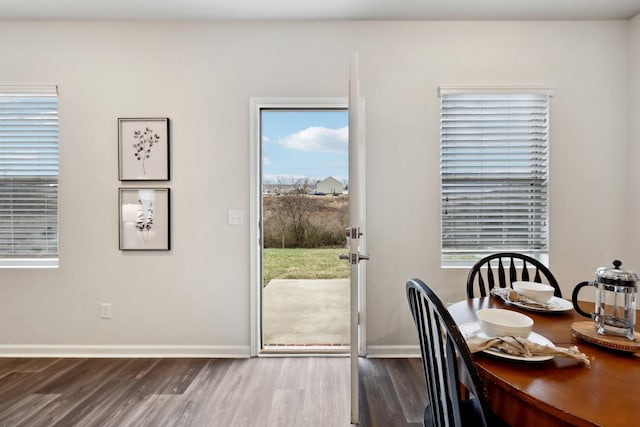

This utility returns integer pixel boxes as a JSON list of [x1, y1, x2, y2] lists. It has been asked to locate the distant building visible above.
[[315, 176, 344, 195]]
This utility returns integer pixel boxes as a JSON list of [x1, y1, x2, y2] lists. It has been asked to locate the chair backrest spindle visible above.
[[466, 252, 561, 299]]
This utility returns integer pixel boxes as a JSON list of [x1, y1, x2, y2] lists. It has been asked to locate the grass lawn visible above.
[[263, 248, 350, 286]]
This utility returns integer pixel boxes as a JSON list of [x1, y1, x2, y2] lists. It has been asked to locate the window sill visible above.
[[0, 258, 59, 268], [441, 253, 549, 269]]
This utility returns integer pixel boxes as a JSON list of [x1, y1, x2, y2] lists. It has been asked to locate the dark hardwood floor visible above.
[[0, 356, 425, 426], [359, 357, 425, 427]]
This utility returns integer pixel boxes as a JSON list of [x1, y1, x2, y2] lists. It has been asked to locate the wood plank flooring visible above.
[[0, 357, 425, 427], [359, 358, 425, 427]]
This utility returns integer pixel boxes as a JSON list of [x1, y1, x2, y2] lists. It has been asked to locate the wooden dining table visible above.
[[448, 297, 640, 427]]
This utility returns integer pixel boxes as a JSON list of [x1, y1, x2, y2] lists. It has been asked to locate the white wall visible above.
[[0, 20, 631, 356]]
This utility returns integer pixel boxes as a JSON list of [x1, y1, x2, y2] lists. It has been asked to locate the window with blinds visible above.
[[439, 89, 550, 266], [0, 86, 58, 265]]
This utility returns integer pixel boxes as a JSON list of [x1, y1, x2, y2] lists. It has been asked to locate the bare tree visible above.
[[263, 177, 352, 248], [270, 179, 290, 248], [274, 178, 315, 247]]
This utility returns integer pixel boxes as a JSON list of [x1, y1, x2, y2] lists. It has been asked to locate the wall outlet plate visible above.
[[101, 303, 112, 319]]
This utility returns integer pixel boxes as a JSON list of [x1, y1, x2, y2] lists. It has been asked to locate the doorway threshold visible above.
[[261, 345, 349, 356]]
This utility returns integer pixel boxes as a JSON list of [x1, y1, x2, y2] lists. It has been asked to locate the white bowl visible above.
[[476, 308, 533, 338], [512, 281, 555, 303]]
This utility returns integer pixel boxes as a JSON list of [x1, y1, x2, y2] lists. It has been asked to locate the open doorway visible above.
[[258, 103, 349, 354]]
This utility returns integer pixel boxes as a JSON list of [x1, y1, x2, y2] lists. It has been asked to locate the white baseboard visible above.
[[0, 345, 251, 358], [365, 345, 420, 358], [0, 344, 419, 359]]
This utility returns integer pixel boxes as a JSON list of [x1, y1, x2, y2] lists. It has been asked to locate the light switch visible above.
[[228, 209, 244, 225]]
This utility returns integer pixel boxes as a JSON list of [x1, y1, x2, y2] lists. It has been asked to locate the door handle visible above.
[[339, 253, 370, 263], [345, 227, 363, 239]]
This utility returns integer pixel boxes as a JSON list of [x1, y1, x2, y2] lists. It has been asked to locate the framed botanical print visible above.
[[119, 188, 170, 250], [118, 118, 170, 181]]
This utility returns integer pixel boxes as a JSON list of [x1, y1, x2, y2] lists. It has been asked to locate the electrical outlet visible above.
[[101, 303, 112, 319]]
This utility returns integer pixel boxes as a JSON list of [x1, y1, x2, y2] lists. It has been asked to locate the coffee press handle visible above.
[[571, 281, 595, 318]]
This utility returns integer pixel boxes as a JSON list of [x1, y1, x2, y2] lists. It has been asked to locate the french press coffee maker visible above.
[[572, 260, 638, 341]]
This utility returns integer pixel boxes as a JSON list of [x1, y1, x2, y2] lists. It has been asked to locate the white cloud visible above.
[[278, 126, 348, 153], [263, 156, 271, 165]]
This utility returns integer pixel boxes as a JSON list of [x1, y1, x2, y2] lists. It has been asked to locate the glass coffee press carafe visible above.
[[572, 260, 638, 341]]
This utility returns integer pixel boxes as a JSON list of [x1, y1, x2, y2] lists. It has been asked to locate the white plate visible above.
[[507, 296, 573, 313], [460, 322, 555, 362]]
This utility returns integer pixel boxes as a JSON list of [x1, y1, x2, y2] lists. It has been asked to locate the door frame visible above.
[[249, 97, 365, 356]]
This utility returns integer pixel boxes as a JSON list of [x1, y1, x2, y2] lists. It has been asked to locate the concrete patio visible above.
[[262, 278, 350, 347]]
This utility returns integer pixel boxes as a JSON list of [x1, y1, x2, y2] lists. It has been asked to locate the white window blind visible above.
[[0, 85, 58, 260], [439, 89, 550, 265]]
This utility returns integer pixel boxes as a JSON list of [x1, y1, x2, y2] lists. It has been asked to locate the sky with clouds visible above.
[[262, 109, 348, 185]]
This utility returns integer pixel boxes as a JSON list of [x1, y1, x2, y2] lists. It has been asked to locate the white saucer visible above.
[[460, 322, 555, 362], [499, 295, 573, 313]]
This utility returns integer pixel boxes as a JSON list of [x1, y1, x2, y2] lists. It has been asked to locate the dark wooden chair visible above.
[[406, 278, 507, 427], [466, 252, 562, 299]]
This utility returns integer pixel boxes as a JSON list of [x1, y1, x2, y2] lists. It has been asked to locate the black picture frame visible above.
[[118, 117, 170, 181], [119, 188, 171, 251]]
